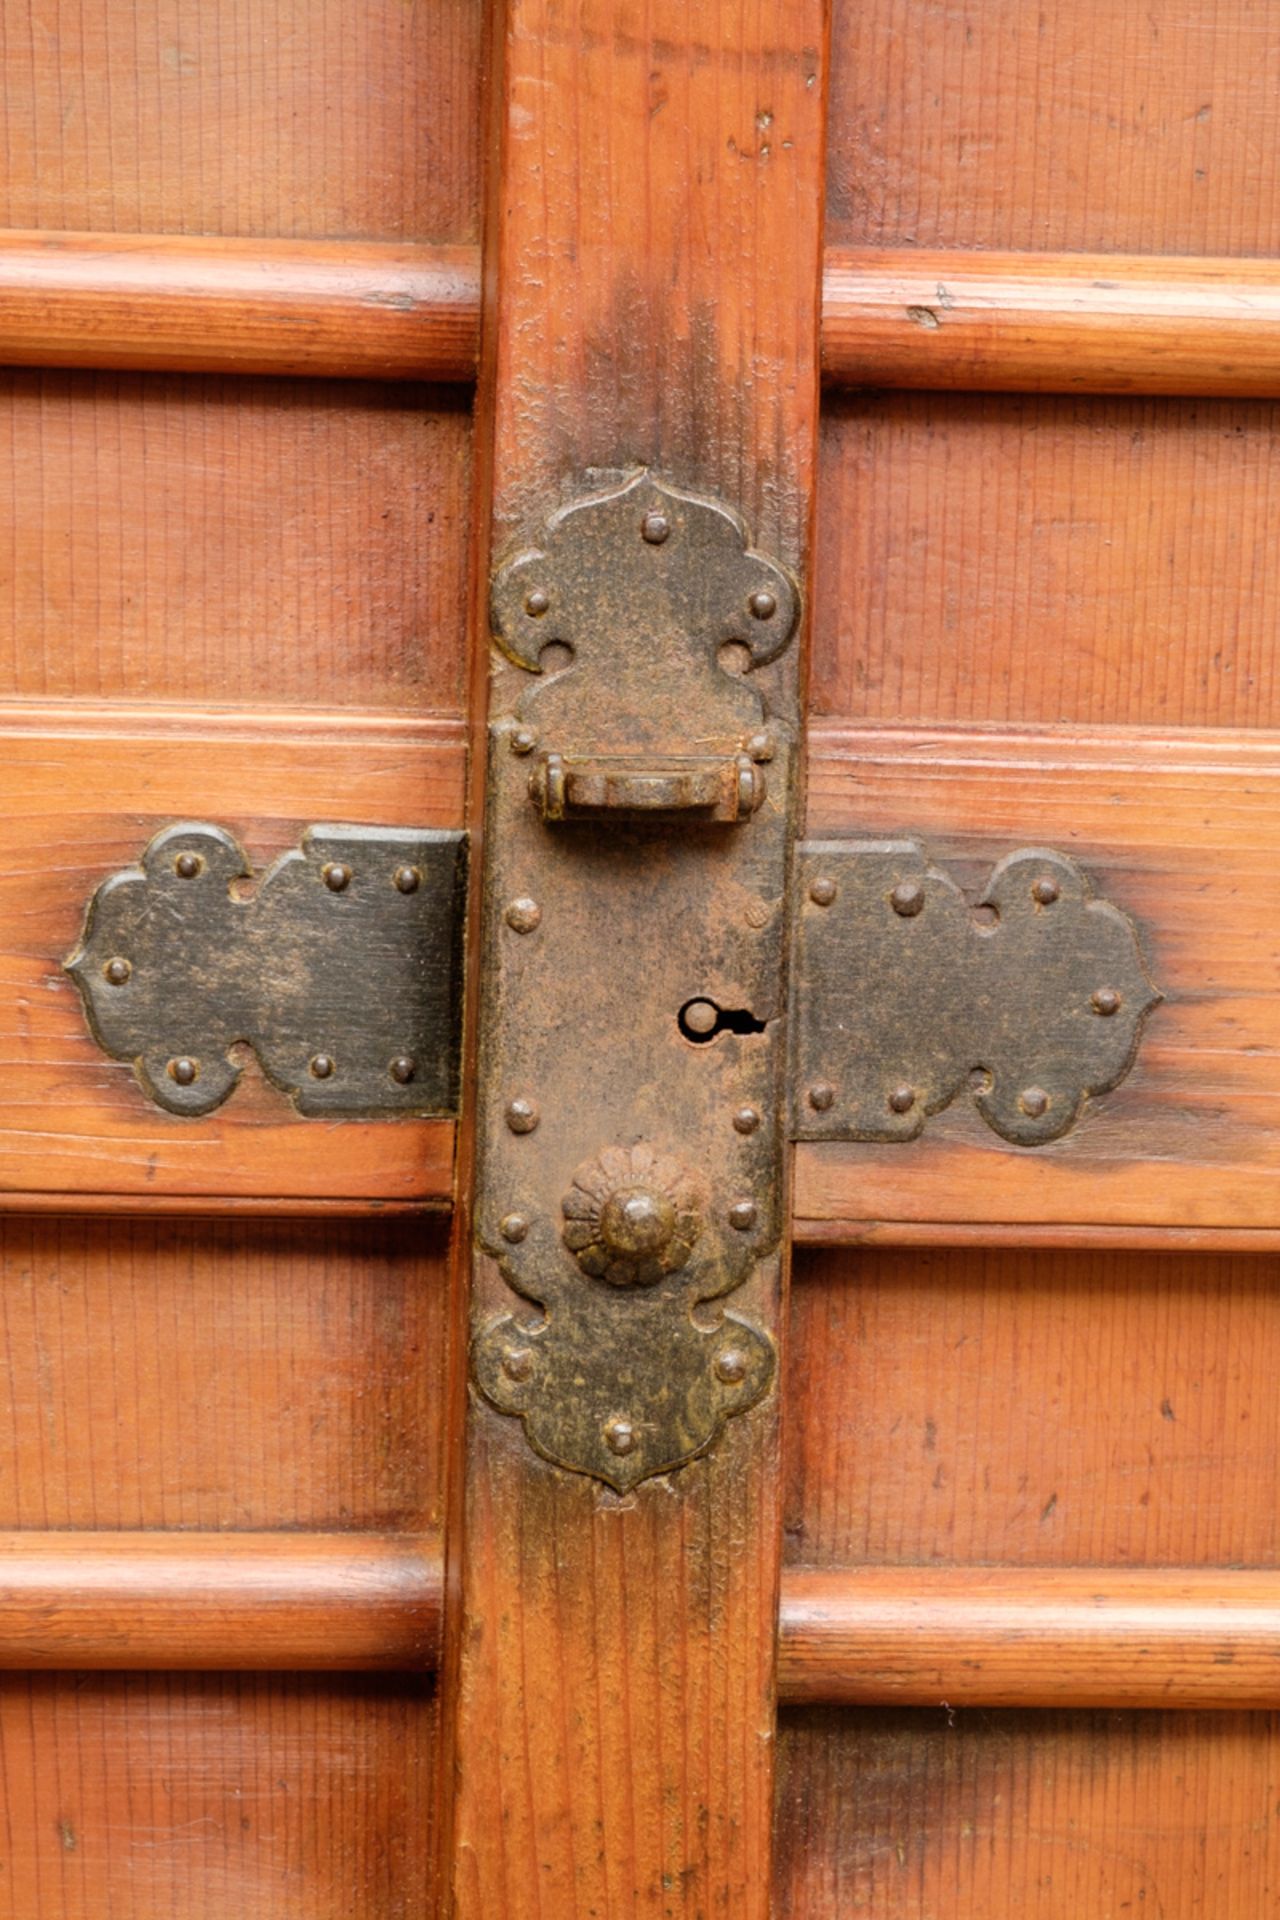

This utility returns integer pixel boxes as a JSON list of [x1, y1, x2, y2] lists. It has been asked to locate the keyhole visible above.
[[678, 998, 768, 1045]]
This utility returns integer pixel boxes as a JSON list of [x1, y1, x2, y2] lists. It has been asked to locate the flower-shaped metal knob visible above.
[[561, 1144, 701, 1287]]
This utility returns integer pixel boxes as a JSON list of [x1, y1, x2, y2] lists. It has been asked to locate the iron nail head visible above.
[[505, 897, 542, 934]]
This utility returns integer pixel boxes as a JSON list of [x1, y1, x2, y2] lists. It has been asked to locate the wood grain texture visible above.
[[0, 232, 480, 380], [450, 1, 827, 1913], [775, 1707, 1280, 1918], [0, 371, 472, 710], [827, 0, 1280, 255], [824, 248, 1280, 397], [796, 724, 1280, 1239], [0, 1531, 440, 1670], [811, 392, 1280, 729], [0, 0, 482, 242], [0, 1216, 449, 1531], [0, 1673, 436, 1919], [0, 703, 463, 1204], [785, 1247, 1280, 1571], [778, 1566, 1280, 1710]]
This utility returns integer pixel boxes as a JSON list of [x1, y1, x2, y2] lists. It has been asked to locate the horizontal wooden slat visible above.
[[0, 700, 464, 1208], [797, 722, 1280, 1244], [778, 1566, 1280, 1709], [823, 249, 1280, 396], [0, 233, 480, 380], [8, 236, 1280, 399], [0, 1532, 440, 1670], [10, 1539, 1273, 1702]]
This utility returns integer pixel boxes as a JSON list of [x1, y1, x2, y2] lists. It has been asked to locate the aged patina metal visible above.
[[472, 469, 800, 1491], [791, 839, 1160, 1147], [67, 822, 466, 1117]]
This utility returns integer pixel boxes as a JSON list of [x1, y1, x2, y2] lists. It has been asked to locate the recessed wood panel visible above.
[[796, 725, 1280, 1241], [0, 372, 471, 711], [827, 0, 1280, 256], [0, 0, 481, 242], [813, 393, 1280, 729], [0, 1673, 434, 1919], [785, 1247, 1280, 1571], [0, 705, 462, 1204], [0, 1217, 448, 1530], [776, 1707, 1280, 1919]]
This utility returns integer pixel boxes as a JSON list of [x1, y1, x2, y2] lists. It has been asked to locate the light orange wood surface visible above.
[[811, 392, 1280, 731], [0, 371, 472, 711], [0, 232, 480, 380], [0, 704, 463, 1205], [778, 1566, 1280, 1710], [0, 1672, 439, 1918], [0, 0, 482, 243], [827, 0, 1280, 256], [786, 1247, 1280, 1572], [0, 1532, 441, 1670], [776, 1706, 1280, 1918], [823, 249, 1280, 396]]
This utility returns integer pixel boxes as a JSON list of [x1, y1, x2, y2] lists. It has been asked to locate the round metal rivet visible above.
[[889, 1084, 916, 1114], [809, 876, 837, 907], [103, 957, 131, 986], [505, 897, 542, 934], [309, 1053, 335, 1080], [683, 999, 719, 1037], [746, 732, 775, 764], [715, 1347, 748, 1384], [506, 1097, 539, 1135], [1032, 876, 1060, 906], [808, 1081, 835, 1112], [891, 880, 925, 917], [641, 511, 670, 545], [510, 727, 538, 756], [732, 1106, 761, 1135], [605, 1416, 637, 1455], [393, 865, 420, 894], [168, 1057, 198, 1086], [174, 851, 202, 879], [525, 589, 551, 616], [728, 1199, 758, 1231], [500, 1212, 530, 1244], [1092, 987, 1122, 1017], [390, 1056, 415, 1085], [748, 589, 777, 621], [1019, 1086, 1050, 1118], [503, 1347, 534, 1383], [323, 862, 352, 893]]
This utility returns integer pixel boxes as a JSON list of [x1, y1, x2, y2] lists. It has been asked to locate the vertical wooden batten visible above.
[[450, 2, 829, 1912]]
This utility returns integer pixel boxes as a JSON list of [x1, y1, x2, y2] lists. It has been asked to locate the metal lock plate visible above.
[[67, 823, 466, 1116], [472, 470, 800, 1490]]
